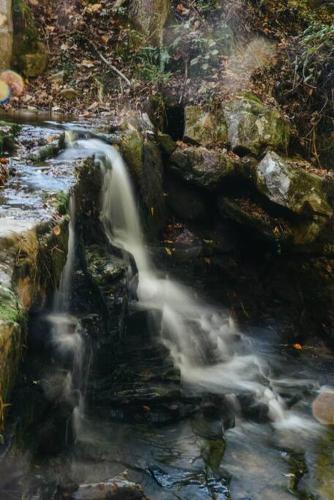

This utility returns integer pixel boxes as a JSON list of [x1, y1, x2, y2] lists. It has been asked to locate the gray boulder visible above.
[[254, 151, 332, 218], [170, 145, 236, 190], [223, 94, 290, 156]]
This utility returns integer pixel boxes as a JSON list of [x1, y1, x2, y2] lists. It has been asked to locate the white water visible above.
[[63, 137, 321, 436], [48, 196, 85, 438]]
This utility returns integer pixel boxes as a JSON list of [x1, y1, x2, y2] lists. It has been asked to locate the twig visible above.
[[85, 38, 131, 87]]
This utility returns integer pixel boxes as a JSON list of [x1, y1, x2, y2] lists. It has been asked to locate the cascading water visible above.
[[48, 196, 85, 439], [63, 137, 320, 436]]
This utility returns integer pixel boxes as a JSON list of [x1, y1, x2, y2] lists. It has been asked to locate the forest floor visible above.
[[4, 0, 334, 167], [6, 1, 327, 113]]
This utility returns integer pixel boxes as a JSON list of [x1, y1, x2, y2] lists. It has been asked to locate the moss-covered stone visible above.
[[12, 0, 47, 77], [120, 129, 144, 180], [223, 94, 290, 156], [156, 131, 176, 156], [170, 145, 236, 190], [120, 127, 166, 233], [29, 133, 65, 162], [184, 106, 228, 147], [254, 151, 333, 218]]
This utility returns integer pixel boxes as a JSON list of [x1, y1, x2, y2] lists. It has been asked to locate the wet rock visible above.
[[312, 388, 334, 425], [223, 94, 290, 156], [156, 131, 176, 156], [238, 392, 270, 423], [68, 478, 146, 499], [165, 174, 208, 222], [120, 122, 166, 233], [170, 145, 236, 190], [173, 228, 202, 259], [29, 133, 65, 162], [254, 152, 333, 217], [184, 105, 228, 147], [218, 195, 292, 245]]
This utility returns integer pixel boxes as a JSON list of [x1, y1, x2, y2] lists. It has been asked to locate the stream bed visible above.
[[0, 120, 333, 500]]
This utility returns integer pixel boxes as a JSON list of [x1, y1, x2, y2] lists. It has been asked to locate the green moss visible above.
[[12, 0, 47, 76], [201, 439, 225, 474], [55, 191, 70, 216], [0, 286, 20, 324], [119, 130, 144, 180]]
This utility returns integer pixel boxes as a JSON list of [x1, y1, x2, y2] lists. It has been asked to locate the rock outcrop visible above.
[[183, 106, 228, 147], [170, 145, 236, 190], [119, 115, 166, 233], [223, 93, 290, 156], [0, 124, 75, 430]]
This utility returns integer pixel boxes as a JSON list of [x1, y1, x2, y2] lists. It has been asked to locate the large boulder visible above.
[[165, 173, 208, 222], [223, 94, 290, 156], [170, 145, 237, 190], [183, 106, 228, 147], [12, 0, 47, 77], [0, 0, 13, 69], [254, 151, 333, 218], [218, 152, 334, 250]]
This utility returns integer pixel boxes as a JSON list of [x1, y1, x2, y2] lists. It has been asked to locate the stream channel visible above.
[[0, 118, 334, 500]]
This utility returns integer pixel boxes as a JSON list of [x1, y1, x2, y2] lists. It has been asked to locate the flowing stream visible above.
[[2, 126, 334, 500], [76, 138, 317, 433], [47, 196, 86, 439]]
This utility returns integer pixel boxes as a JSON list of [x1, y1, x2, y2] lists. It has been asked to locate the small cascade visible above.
[[63, 137, 320, 435], [48, 196, 85, 439]]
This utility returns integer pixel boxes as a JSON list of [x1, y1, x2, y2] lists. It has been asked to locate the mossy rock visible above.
[[156, 131, 176, 156], [254, 151, 333, 218], [12, 0, 47, 77], [184, 106, 228, 147], [170, 145, 237, 190], [0, 131, 15, 155], [120, 129, 144, 181], [223, 94, 290, 157], [120, 128, 166, 233]]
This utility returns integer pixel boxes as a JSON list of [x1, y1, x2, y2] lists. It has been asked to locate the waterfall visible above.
[[48, 196, 85, 439], [62, 137, 320, 435]]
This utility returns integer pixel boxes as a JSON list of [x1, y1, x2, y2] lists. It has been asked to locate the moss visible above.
[[55, 191, 70, 216], [0, 132, 16, 155], [224, 94, 290, 156], [119, 130, 144, 180], [201, 439, 225, 474], [0, 286, 21, 324], [184, 106, 228, 147], [157, 131, 176, 156], [12, 0, 47, 77]]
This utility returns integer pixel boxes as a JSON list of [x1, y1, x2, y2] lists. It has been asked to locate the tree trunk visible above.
[[0, 0, 13, 69], [128, 0, 170, 46]]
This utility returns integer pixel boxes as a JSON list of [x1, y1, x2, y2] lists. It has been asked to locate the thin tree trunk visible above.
[[0, 0, 13, 69]]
